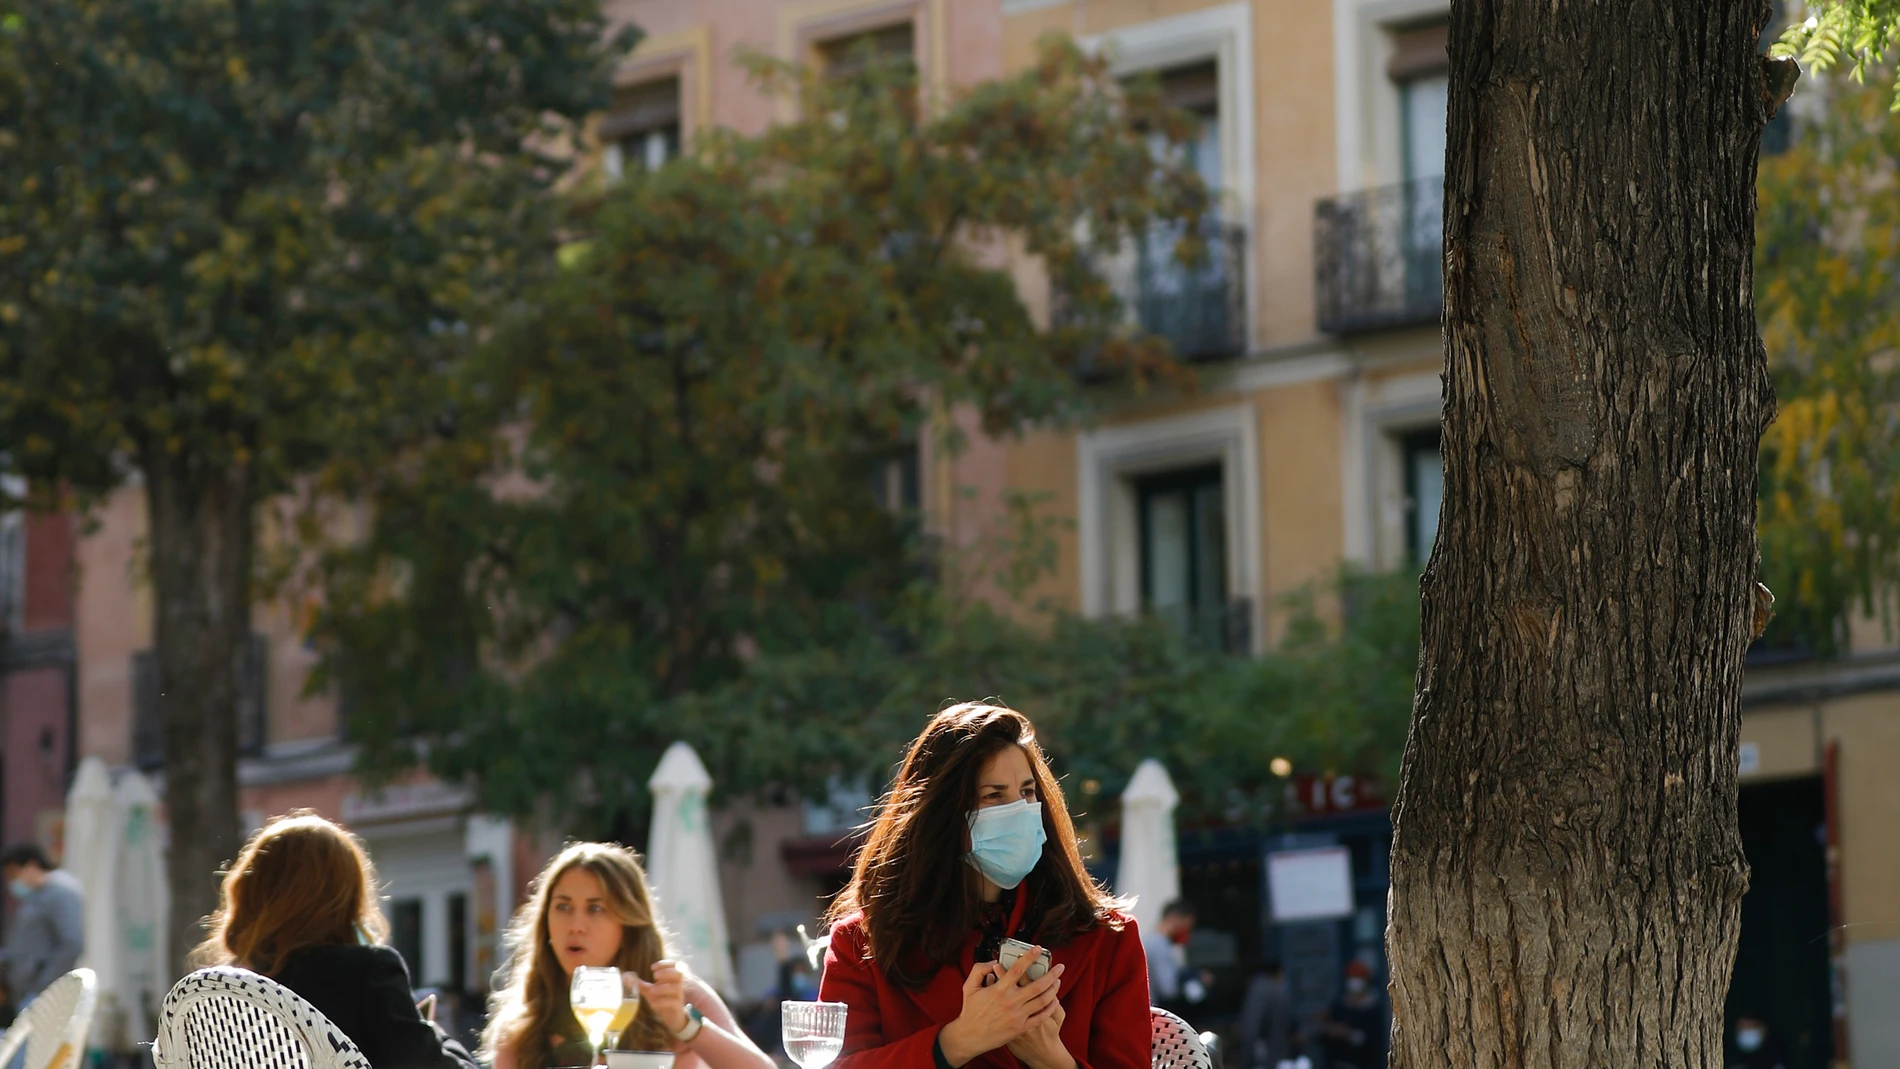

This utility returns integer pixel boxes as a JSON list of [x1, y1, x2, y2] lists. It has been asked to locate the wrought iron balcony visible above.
[[1124, 218, 1248, 360], [1062, 219, 1248, 371], [1314, 175, 1444, 334]]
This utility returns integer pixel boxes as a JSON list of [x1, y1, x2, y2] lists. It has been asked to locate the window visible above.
[[132, 632, 269, 769], [1138, 465, 1227, 647], [1133, 61, 1244, 359], [1387, 20, 1447, 317], [390, 898, 424, 984], [1388, 21, 1448, 182], [1159, 61, 1222, 195], [1401, 430, 1442, 565], [869, 448, 920, 514], [814, 21, 919, 125], [817, 22, 915, 81], [601, 78, 681, 180], [446, 892, 469, 993]]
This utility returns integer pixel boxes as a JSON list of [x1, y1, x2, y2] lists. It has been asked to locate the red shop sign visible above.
[[1286, 775, 1386, 817]]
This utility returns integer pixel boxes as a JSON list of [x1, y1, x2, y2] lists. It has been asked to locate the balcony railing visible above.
[[1314, 176, 1444, 334], [1064, 219, 1248, 372], [1125, 218, 1248, 360]]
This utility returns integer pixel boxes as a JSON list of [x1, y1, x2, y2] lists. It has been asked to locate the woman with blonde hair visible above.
[[194, 811, 477, 1069], [483, 841, 773, 1069]]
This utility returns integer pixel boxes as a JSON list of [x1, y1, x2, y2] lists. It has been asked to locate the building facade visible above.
[[32, 2, 1898, 1066]]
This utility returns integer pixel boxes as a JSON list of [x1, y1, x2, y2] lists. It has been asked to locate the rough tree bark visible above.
[[1387, 3, 1794, 1067], [143, 450, 251, 977]]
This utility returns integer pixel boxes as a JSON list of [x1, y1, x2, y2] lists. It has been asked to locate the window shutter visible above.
[[1160, 61, 1220, 114], [1387, 21, 1449, 82], [599, 78, 682, 143], [132, 650, 162, 769]]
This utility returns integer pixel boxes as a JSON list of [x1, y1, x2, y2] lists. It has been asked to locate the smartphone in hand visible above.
[[998, 938, 1051, 982]]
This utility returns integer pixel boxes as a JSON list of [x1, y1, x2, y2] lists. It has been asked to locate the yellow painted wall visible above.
[[1005, 428, 1081, 614], [1257, 379, 1345, 636]]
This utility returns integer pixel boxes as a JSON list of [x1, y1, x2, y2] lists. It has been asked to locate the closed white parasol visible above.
[[1115, 758, 1182, 934], [63, 756, 121, 1048], [112, 769, 170, 1049], [645, 742, 737, 996]]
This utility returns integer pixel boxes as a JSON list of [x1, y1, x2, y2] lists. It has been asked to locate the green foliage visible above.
[[664, 563, 1421, 830], [1755, 74, 1900, 655], [1775, 1, 1900, 107], [310, 37, 1221, 832], [0, 0, 628, 500]]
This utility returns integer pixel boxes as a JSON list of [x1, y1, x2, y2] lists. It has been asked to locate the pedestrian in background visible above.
[[1317, 960, 1384, 1069], [1143, 901, 1211, 1027], [0, 842, 84, 1017], [1233, 958, 1292, 1069]]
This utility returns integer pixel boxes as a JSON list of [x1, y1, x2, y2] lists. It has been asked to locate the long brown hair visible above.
[[481, 842, 675, 1065], [827, 702, 1123, 989], [192, 810, 390, 975]]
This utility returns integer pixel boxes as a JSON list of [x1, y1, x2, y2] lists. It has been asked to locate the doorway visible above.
[[1728, 776, 1833, 1069]]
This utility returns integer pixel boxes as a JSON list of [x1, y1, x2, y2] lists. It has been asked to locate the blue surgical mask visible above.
[[966, 800, 1046, 889], [1737, 1028, 1763, 1052], [7, 880, 28, 900]]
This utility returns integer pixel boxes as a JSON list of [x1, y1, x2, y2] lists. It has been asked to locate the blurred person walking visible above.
[[1232, 959, 1292, 1069], [1316, 960, 1384, 1069], [0, 842, 84, 1019]]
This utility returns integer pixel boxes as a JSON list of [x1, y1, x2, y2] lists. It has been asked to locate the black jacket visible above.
[[272, 945, 479, 1069]]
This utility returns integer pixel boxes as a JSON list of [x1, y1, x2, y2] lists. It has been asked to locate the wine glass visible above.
[[572, 966, 622, 1065], [603, 969, 643, 1054], [781, 1001, 848, 1069]]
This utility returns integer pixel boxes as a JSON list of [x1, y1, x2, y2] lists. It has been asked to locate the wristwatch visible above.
[[673, 1005, 706, 1043]]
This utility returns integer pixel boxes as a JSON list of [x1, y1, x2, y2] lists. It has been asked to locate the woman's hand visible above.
[[937, 952, 1065, 1067], [1005, 996, 1073, 1069], [633, 960, 693, 1034]]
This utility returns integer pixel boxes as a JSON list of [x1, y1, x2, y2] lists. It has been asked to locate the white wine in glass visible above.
[[781, 1001, 847, 1069], [572, 966, 623, 1065], [603, 970, 642, 1053]]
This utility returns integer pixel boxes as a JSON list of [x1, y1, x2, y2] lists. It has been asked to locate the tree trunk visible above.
[[1387, 3, 1786, 1067], [143, 453, 252, 980]]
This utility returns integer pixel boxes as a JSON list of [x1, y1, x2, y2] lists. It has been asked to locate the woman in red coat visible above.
[[820, 702, 1151, 1069]]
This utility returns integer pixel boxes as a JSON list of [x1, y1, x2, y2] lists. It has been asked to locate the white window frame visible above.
[[1080, 2, 1258, 352], [1331, 0, 1451, 193], [1076, 404, 1261, 652], [1341, 369, 1440, 569]]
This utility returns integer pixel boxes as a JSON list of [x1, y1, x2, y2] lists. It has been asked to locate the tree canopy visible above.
[[1775, 1, 1900, 106], [1755, 72, 1900, 654], [308, 38, 1228, 833], [0, 0, 631, 969]]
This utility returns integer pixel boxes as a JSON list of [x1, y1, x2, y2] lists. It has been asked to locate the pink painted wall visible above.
[[4, 666, 71, 849]]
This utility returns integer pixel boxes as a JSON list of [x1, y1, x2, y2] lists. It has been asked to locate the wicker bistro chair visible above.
[[0, 969, 98, 1069], [1150, 1007, 1215, 1069], [152, 966, 372, 1069]]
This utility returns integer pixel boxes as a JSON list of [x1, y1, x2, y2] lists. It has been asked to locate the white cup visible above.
[[606, 1052, 676, 1069]]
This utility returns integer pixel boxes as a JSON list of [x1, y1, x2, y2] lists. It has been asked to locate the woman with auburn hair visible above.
[[194, 811, 477, 1069], [821, 703, 1150, 1069], [483, 841, 774, 1069]]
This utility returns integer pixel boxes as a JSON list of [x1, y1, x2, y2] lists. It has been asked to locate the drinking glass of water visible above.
[[781, 1001, 847, 1069]]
